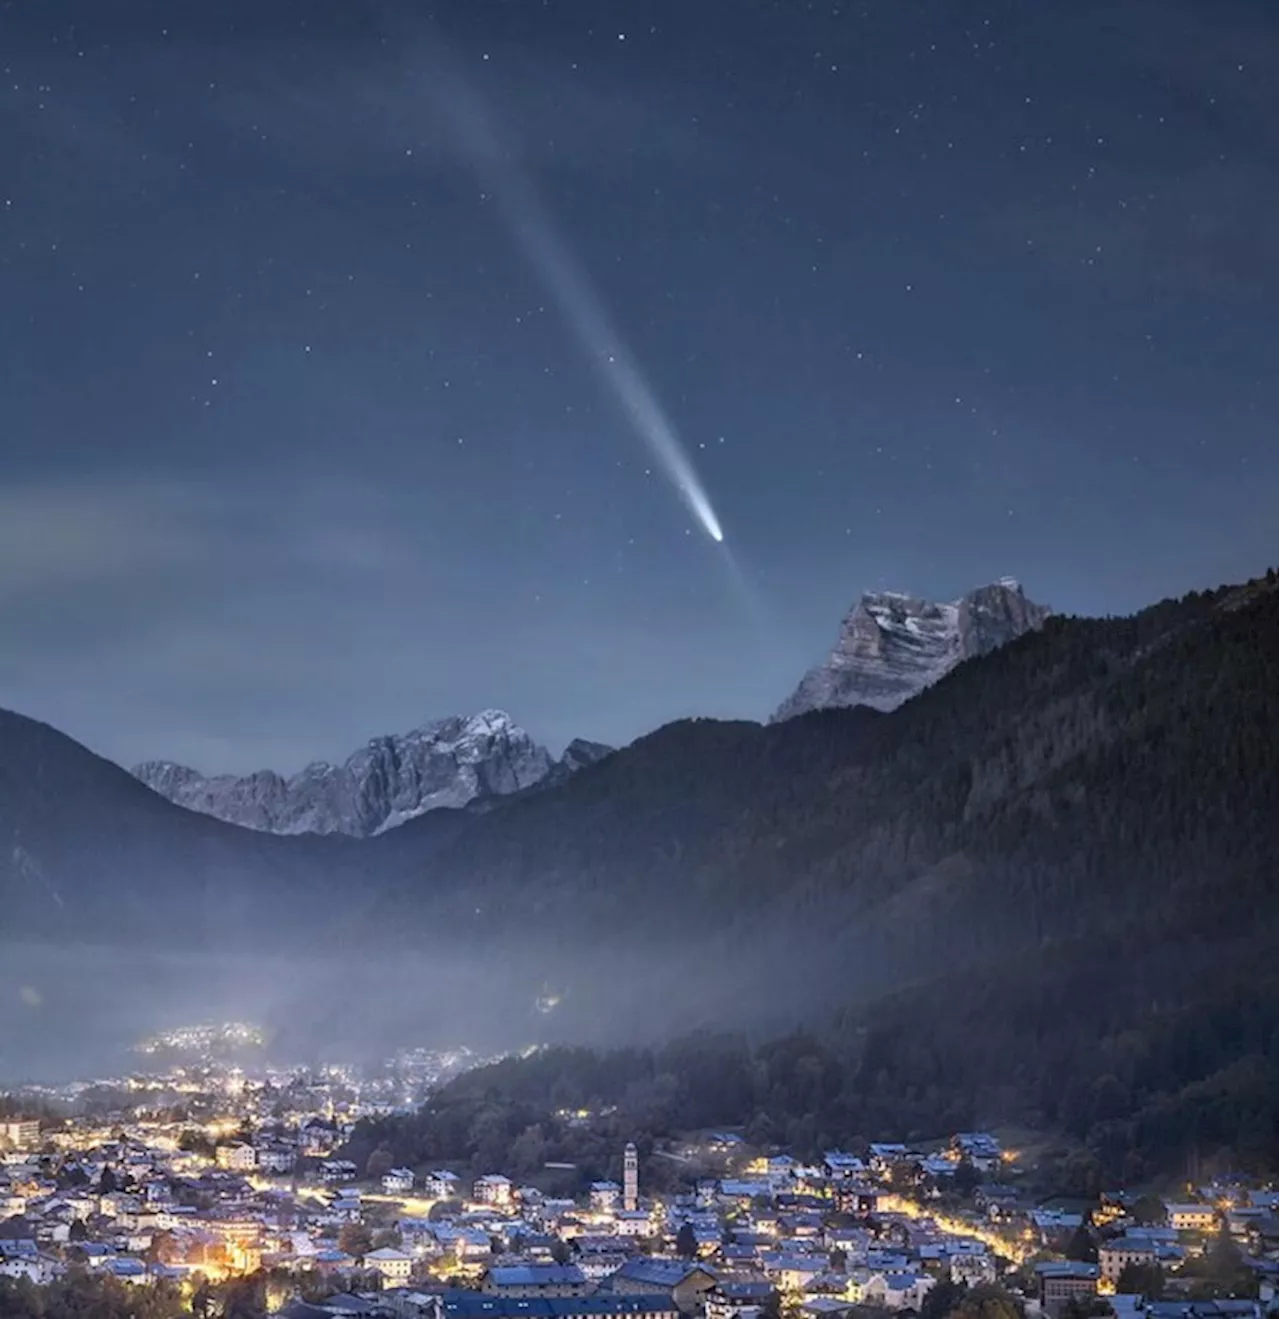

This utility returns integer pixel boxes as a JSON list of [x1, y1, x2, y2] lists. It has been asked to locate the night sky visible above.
[[2, 0, 1274, 773]]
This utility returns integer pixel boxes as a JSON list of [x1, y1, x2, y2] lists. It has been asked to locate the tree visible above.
[[1064, 1222, 1097, 1263], [1116, 1262, 1164, 1298], [1062, 1299, 1113, 1319], [365, 1145, 394, 1181], [920, 1276, 967, 1319], [179, 1129, 217, 1159], [1129, 1194, 1167, 1226], [98, 1165, 118, 1194], [1184, 1226, 1255, 1299], [338, 1222, 373, 1260], [550, 1239, 572, 1266], [948, 1283, 1024, 1319], [675, 1223, 698, 1259], [953, 1157, 980, 1197]]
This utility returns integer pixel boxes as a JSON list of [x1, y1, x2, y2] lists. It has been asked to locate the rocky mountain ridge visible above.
[[133, 710, 611, 838], [773, 577, 1050, 721]]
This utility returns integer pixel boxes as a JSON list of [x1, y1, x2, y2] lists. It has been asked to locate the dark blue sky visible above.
[[1, 0, 1274, 771]]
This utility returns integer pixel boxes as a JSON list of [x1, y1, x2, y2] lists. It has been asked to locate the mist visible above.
[[0, 928, 828, 1087]]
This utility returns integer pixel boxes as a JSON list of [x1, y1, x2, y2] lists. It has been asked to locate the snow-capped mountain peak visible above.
[[773, 579, 1050, 721], [132, 710, 612, 837]]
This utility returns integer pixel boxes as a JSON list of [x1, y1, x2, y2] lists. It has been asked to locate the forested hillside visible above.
[[346, 575, 1277, 1182], [3, 574, 1275, 1146]]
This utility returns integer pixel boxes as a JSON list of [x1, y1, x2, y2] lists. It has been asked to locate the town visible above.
[[0, 1035, 1274, 1319]]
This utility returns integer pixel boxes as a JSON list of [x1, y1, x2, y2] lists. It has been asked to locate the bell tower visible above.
[[623, 1141, 638, 1211]]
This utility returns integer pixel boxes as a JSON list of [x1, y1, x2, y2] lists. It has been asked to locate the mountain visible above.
[[344, 572, 1277, 1183], [0, 572, 1273, 1154], [131, 711, 608, 837], [773, 577, 1051, 721]]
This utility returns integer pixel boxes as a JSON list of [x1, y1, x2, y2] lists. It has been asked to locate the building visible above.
[[613, 1212, 651, 1239], [591, 1182, 621, 1214], [366, 1247, 414, 1284], [607, 1258, 717, 1314], [1035, 1262, 1099, 1316], [298, 1119, 339, 1158], [428, 1171, 462, 1201], [823, 1152, 866, 1181], [623, 1144, 639, 1213], [1100, 1238, 1159, 1284], [863, 1273, 935, 1311], [482, 1266, 591, 1298], [256, 1145, 296, 1174], [950, 1254, 997, 1286], [215, 1143, 257, 1172], [761, 1254, 827, 1293], [383, 1168, 416, 1194], [1165, 1204, 1219, 1233], [0, 1120, 40, 1151], [475, 1175, 514, 1208], [705, 1282, 775, 1319], [952, 1134, 1002, 1169]]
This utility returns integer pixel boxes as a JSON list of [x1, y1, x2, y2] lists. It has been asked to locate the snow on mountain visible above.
[[132, 710, 609, 838], [773, 579, 1050, 721]]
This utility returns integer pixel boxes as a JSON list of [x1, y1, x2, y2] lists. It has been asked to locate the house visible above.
[[950, 1253, 997, 1286], [705, 1282, 775, 1319], [298, 1119, 339, 1158], [0, 1120, 40, 1151], [1246, 1215, 1279, 1258], [707, 1134, 744, 1153], [760, 1254, 827, 1292], [1165, 1204, 1218, 1233], [313, 1248, 359, 1275], [257, 1145, 296, 1174], [215, 1143, 257, 1172], [383, 1169, 416, 1194], [366, 1247, 414, 1284], [952, 1134, 1002, 1169], [975, 1185, 1020, 1220], [0, 1253, 60, 1285], [482, 1265, 591, 1297], [1035, 1262, 1098, 1316], [607, 1257, 718, 1313], [427, 1171, 462, 1201], [591, 1183, 622, 1214], [321, 1160, 359, 1184], [475, 1175, 514, 1208], [1099, 1237, 1158, 1283], [865, 1144, 907, 1176], [105, 1257, 150, 1286], [823, 1153, 866, 1181]]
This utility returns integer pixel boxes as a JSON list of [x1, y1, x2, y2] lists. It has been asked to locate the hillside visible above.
[[0, 574, 1274, 1089], [338, 575, 1276, 1179], [363, 574, 1276, 973]]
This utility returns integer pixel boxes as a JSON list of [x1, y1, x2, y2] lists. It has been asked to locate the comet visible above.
[[432, 67, 726, 545]]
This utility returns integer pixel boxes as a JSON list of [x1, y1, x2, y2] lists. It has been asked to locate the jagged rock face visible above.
[[773, 578, 1050, 721], [132, 710, 603, 837], [557, 738, 614, 775]]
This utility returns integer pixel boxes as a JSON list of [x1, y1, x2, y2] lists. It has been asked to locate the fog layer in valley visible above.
[[0, 934, 822, 1085]]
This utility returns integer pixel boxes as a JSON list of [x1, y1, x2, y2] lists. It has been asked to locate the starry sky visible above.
[[2, 0, 1274, 773]]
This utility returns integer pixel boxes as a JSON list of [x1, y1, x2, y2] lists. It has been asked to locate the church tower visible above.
[[623, 1141, 638, 1211]]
